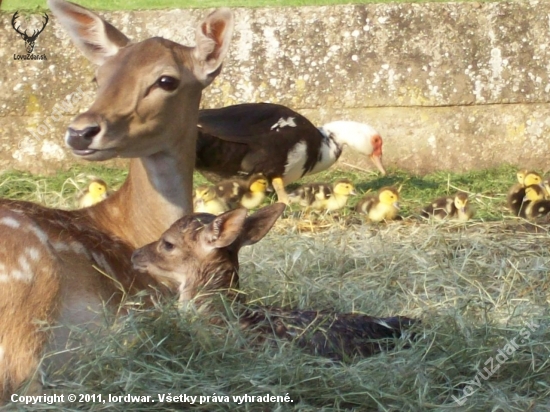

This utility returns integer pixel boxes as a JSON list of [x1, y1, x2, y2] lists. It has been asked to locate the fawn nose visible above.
[[66, 125, 101, 150]]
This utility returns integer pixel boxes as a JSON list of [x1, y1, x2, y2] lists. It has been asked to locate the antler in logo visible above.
[[12, 11, 49, 54]]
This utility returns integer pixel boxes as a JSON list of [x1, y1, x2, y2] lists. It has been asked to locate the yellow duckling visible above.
[[355, 187, 400, 222], [289, 180, 356, 212], [421, 192, 474, 222], [522, 185, 550, 220], [215, 174, 268, 209], [77, 178, 110, 208], [507, 171, 543, 216], [193, 185, 229, 215], [318, 180, 356, 212]]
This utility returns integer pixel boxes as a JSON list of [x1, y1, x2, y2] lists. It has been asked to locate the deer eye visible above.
[[161, 239, 175, 252], [157, 76, 179, 92]]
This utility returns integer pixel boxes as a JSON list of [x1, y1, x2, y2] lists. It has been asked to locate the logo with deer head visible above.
[[12, 11, 49, 54]]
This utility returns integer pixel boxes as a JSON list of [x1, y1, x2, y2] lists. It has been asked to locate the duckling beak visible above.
[[370, 154, 386, 176], [350, 189, 357, 196], [393, 201, 400, 210]]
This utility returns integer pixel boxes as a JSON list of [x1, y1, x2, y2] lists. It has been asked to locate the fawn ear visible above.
[[193, 8, 234, 86], [48, 0, 130, 65], [236, 203, 286, 248], [200, 208, 248, 251]]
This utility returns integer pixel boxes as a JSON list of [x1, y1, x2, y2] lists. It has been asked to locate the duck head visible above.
[[333, 179, 356, 197], [379, 187, 400, 209], [523, 171, 543, 188], [195, 185, 217, 202], [516, 169, 528, 185], [320, 121, 386, 176], [88, 179, 108, 199], [453, 192, 469, 213], [249, 175, 268, 194]]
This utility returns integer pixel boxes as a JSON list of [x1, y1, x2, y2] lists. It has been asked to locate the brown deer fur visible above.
[[132, 204, 419, 361], [0, 0, 233, 399]]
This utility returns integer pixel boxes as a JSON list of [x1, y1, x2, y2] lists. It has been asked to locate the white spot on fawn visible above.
[[18, 255, 32, 274], [52, 241, 88, 257], [92, 252, 114, 276], [28, 247, 41, 261], [0, 216, 20, 229], [27, 225, 49, 245]]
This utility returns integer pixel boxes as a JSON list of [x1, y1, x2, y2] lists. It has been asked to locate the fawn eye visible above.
[[157, 76, 179, 92], [161, 239, 175, 252]]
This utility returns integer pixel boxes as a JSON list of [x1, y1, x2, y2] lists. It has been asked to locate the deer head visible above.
[[11, 11, 49, 54], [48, 0, 234, 224], [131, 204, 286, 305], [48, 0, 233, 162]]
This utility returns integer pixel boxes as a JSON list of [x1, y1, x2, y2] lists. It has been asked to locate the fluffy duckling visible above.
[[522, 185, 550, 220], [196, 103, 385, 203], [132, 204, 419, 361], [421, 192, 474, 222], [77, 178, 110, 208], [289, 179, 356, 212], [215, 174, 268, 210], [355, 187, 400, 222], [287, 183, 331, 208], [507, 171, 543, 216], [193, 185, 229, 215]]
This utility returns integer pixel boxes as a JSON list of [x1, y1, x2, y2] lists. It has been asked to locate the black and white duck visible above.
[[195, 103, 385, 204]]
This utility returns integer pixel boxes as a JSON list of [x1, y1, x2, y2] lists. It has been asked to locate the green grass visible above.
[[3, 164, 550, 411], [1, 0, 504, 12], [0, 163, 517, 221]]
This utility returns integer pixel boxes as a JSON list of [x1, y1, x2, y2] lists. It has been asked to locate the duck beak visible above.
[[350, 189, 357, 196], [393, 202, 400, 210], [370, 154, 386, 176]]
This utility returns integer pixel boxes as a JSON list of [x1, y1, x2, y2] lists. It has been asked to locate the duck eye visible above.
[[162, 239, 175, 252], [157, 76, 179, 91]]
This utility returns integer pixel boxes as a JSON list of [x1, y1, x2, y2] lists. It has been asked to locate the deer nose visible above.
[[66, 125, 101, 150]]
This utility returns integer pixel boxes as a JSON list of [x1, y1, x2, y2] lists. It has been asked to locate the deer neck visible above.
[[90, 137, 196, 249]]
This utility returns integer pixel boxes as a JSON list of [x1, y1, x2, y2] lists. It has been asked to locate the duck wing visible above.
[[198, 103, 315, 144], [197, 103, 325, 181]]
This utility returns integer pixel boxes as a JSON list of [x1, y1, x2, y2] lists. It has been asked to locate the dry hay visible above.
[[29, 214, 550, 411], [3, 165, 549, 410]]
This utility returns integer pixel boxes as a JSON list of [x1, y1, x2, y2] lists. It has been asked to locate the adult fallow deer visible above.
[[0, 0, 233, 400], [132, 204, 419, 361]]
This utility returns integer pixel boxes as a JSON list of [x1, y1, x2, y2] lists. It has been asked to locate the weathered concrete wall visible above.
[[1, 1, 549, 174]]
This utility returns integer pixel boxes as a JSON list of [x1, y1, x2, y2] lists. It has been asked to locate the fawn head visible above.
[[131, 204, 286, 304]]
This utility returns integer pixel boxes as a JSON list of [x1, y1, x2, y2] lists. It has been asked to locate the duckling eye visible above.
[[157, 76, 179, 92], [161, 239, 175, 252]]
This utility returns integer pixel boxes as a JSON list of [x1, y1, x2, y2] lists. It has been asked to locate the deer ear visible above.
[[201, 208, 248, 251], [48, 0, 130, 65], [193, 8, 234, 86], [237, 203, 286, 248]]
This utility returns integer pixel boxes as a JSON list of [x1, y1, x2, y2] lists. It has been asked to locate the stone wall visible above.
[[1, 1, 549, 174]]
